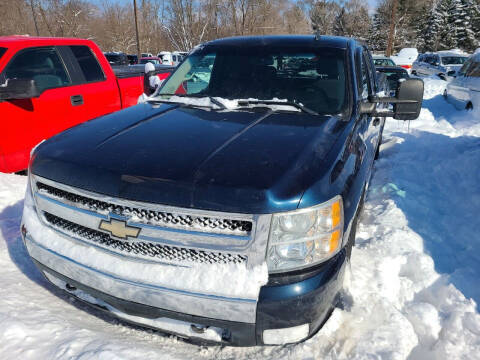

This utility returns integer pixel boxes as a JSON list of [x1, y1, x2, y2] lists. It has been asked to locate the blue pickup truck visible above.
[[21, 35, 423, 346]]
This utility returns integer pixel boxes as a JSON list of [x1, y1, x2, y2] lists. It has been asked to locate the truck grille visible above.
[[36, 182, 252, 236], [44, 212, 247, 265]]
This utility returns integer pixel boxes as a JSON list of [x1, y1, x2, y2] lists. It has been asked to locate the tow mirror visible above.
[[360, 79, 424, 120], [0, 79, 40, 101], [393, 79, 424, 120]]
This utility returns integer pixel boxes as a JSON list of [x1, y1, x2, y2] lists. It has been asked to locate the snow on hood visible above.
[[146, 95, 302, 113]]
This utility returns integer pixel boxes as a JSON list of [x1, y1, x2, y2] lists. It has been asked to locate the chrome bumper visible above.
[[24, 231, 258, 323], [21, 195, 262, 323]]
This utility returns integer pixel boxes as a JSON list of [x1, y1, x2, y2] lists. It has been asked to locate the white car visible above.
[[390, 48, 418, 72], [445, 52, 480, 110], [412, 52, 468, 80]]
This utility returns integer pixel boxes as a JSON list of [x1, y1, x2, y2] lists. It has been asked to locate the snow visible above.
[[0, 77, 480, 358], [141, 94, 303, 113]]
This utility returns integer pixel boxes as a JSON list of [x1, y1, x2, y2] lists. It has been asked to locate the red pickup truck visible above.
[[0, 36, 173, 173]]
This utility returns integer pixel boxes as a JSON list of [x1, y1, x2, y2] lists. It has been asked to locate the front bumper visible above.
[[22, 220, 346, 346]]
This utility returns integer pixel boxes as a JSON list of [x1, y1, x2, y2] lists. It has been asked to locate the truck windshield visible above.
[[159, 46, 347, 115]]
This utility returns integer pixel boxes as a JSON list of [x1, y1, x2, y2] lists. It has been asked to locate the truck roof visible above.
[[204, 35, 354, 49], [0, 36, 94, 46]]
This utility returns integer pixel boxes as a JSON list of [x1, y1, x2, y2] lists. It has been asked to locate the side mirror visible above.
[[447, 70, 456, 77], [360, 79, 424, 120], [0, 79, 40, 100], [393, 79, 424, 120]]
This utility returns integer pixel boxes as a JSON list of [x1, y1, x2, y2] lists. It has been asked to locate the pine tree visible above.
[[456, 0, 479, 51], [423, 3, 443, 51]]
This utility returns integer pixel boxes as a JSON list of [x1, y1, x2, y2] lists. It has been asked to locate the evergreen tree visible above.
[[456, 0, 479, 51]]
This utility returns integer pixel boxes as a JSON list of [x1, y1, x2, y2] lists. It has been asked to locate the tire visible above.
[[345, 191, 365, 260], [466, 102, 473, 111], [411, 70, 417, 76]]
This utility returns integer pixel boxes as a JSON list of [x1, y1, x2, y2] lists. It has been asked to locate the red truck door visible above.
[[60, 45, 121, 125], [0, 44, 122, 173], [0, 46, 82, 172]]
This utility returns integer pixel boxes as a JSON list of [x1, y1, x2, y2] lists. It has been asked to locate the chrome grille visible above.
[[36, 182, 252, 236], [44, 212, 247, 265]]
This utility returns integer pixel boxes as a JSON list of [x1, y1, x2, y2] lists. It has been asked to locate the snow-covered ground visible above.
[[0, 77, 479, 359]]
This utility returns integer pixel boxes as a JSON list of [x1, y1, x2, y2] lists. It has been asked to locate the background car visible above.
[[127, 54, 138, 65], [412, 52, 468, 80], [373, 55, 396, 67], [390, 48, 418, 72], [139, 56, 162, 65], [376, 66, 410, 95], [104, 52, 129, 66], [445, 52, 480, 110]]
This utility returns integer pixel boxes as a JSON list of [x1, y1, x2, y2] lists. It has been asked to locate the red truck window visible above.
[[4, 47, 70, 92], [69, 45, 105, 83], [0, 47, 6, 60]]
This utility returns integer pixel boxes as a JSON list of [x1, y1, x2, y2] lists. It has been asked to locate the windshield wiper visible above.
[[236, 100, 319, 115], [149, 93, 226, 110]]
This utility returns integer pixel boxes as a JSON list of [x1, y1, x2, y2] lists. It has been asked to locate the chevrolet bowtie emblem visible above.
[[99, 219, 140, 239]]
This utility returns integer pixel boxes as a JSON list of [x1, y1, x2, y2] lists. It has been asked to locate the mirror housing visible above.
[[0, 79, 40, 101], [360, 79, 424, 120]]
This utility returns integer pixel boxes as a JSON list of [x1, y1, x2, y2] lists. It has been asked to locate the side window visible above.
[[458, 59, 473, 76], [173, 55, 177, 62], [359, 53, 371, 99], [364, 51, 376, 93], [467, 61, 480, 78], [3, 47, 70, 92], [69, 45, 105, 83]]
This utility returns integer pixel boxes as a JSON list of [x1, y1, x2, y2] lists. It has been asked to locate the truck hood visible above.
[[32, 102, 345, 213]]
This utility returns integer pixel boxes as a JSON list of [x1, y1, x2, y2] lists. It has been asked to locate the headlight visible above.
[[266, 196, 343, 273]]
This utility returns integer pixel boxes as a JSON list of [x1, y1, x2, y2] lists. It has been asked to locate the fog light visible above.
[[263, 324, 309, 345]]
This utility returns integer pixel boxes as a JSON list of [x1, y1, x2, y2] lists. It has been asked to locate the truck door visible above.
[[0, 46, 80, 172], [58, 45, 121, 128]]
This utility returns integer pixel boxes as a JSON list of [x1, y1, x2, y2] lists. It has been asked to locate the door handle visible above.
[[70, 95, 84, 106], [373, 118, 380, 126]]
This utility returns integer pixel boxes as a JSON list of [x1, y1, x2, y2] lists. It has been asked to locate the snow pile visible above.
[[0, 77, 479, 359]]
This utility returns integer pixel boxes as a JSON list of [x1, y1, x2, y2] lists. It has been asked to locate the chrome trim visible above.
[[32, 175, 271, 268], [24, 232, 258, 323], [33, 175, 254, 224]]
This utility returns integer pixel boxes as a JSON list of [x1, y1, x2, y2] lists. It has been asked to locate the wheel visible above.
[[466, 102, 473, 110], [438, 73, 446, 81], [411, 70, 417, 76]]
